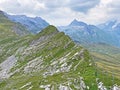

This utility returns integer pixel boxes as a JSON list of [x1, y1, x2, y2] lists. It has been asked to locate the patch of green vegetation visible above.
[[34, 25, 58, 40]]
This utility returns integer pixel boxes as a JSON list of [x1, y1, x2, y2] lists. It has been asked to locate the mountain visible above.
[[69, 19, 87, 26], [97, 20, 120, 32], [58, 20, 120, 85], [0, 25, 119, 89], [0, 10, 31, 64], [6, 14, 49, 34], [58, 19, 119, 46], [97, 20, 120, 45], [98, 20, 120, 34], [0, 10, 30, 37], [97, 20, 117, 31], [98, 20, 120, 35]]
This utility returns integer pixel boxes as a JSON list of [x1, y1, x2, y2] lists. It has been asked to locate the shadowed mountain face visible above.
[[0, 10, 30, 37], [0, 25, 119, 89], [58, 19, 120, 47], [6, 14, 49, 34], [98, 20, 120, 37]]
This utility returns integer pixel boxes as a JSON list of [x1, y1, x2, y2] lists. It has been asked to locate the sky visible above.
[[0, 0, 120, 26]]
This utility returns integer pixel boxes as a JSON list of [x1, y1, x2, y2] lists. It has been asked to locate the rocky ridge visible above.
[[0, 25, 120, 90]]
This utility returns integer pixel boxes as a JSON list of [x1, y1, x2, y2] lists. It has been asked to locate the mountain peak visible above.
[[72, 19, 78, 22], [42, 25, 58, 33], [71, 19, 79, 24], [36, 25, 58, 37], [69, 19, 87, 26]]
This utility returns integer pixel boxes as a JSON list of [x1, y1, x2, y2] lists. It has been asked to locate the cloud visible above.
[[39, 0, 100, 13], [0, 0, 45, 15], [69, 0, 120, 25], [0, 0, 120, 25], [44, 0, 65, 8], [0, 0, 20, 11], [107, 0, 120, 15], [68, 0, 100, 13], [0, 0, 100, 14], [94, 0, 120, 16]]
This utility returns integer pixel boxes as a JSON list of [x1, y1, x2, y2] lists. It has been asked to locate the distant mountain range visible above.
[[58, 19, 120, 47], [2, 10, 120, 47], [5, 12, 49, 34]]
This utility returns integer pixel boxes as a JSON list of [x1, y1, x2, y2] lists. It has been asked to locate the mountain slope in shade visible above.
[[98, 20, 120, 36], [0, 25, 119, 90], [6, 14, 49, 34], [0, 10, 30, 37], [58, 19, 119, 47]]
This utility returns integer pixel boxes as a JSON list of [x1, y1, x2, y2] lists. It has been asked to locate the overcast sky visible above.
[[0, 0, 120, 26]]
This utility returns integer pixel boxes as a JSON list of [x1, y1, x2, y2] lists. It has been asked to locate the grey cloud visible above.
[[0, 0, 20, 12], [39, 0, 100, 13], [68, 0, 100, 13], [0, 0, 101, 15], [107, 0, 120, 14], [44, 0, 64, 8]]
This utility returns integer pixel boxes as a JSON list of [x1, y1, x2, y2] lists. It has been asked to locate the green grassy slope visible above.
[[0, 26, 119, 90], [83, 43, 120, 79]]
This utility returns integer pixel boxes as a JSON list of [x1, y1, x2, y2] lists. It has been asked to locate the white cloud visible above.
[[74, 0, 120, 25], [0, 0, 120, 25], [0, 0, 20, 11]]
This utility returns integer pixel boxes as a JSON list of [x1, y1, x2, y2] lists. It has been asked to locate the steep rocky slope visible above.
[[0, 25, 120, 90]]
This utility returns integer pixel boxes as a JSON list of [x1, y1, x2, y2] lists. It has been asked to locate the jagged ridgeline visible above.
[[0, 25, 120, 90]]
